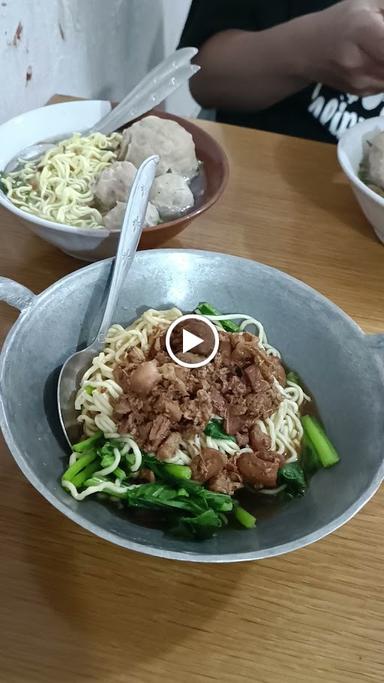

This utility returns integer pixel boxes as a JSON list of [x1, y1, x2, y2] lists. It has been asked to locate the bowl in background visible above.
[[337, 116, 384, 244], [0, 101, 229, 261]]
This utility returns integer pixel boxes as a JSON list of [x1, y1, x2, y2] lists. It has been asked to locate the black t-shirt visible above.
[[179, 0, 384, 143]]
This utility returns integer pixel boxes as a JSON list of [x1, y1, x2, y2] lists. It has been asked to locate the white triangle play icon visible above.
[[182, 328, 204, 354]]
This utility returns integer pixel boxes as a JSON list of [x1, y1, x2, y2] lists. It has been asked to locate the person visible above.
[[179, 0, 384, 142]]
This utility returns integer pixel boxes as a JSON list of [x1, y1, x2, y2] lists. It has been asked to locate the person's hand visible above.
[[298, 0, 384, 94]]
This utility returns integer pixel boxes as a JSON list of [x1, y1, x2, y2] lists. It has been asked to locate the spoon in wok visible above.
[[57, 154, 159, 447], [5, 47, 199, 173]]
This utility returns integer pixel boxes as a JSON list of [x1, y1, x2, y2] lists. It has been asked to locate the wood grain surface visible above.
[[0, 96, 383, 683]]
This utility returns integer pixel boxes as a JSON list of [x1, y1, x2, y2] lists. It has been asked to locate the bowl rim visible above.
[[0, 249, 383, 563], [0, 102, 230, 237], [337, 116, 384, 208]]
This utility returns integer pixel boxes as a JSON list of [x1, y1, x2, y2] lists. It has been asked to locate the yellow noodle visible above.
[[3, 132, 122, 228]]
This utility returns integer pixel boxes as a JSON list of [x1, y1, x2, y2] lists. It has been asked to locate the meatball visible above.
[[120, 115, 198, 180], [103, 200, 160, 230], [149, 173, 194, 220], [94, 161, 137, 209], [367, 131, 384, 189]]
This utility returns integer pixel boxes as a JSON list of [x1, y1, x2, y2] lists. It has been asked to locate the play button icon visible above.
[[165, 314, 220, 368], [182, 328, 205, 354]]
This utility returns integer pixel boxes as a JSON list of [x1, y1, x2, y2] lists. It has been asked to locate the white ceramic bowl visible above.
[[337, 116, 384, 244], [0, 100, 228, 261], [0, 100, 114, 260]]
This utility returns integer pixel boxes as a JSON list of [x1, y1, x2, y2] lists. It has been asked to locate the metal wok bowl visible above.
[[0, 250, 383, 562]]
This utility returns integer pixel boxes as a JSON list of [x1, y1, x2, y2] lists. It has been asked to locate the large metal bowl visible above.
[[0, 250, 383, 562]]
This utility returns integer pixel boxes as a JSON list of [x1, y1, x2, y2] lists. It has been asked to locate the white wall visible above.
[[0, 0, 197, 124]]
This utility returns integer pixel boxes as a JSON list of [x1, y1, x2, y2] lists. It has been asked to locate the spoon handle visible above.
[[90, 47, 198, 134], [97, 154, 159, 343], [97, 64, 200, 136]]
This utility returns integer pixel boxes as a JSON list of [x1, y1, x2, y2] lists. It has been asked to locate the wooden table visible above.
[[0, 99, 383, 683]]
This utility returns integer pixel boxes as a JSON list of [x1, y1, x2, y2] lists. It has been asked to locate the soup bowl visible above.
[[338, 115, 384, 244], [0, 100, 229, 261], [0, 250, 383, 562]]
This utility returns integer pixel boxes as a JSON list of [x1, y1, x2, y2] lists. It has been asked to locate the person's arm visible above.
[[190, 21, 309, 111], [190, 0, 384, 111]]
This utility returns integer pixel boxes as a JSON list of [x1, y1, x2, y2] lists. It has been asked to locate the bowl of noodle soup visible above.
[[0, 250, 383, 561], [0, 100, 228, 261]]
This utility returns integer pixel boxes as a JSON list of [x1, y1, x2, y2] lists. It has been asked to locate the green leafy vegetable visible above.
[[140, 453, 165, 478], [300, 436, 321, 477], [72, 431, 103, 453], [125, 483, 203, 514], [72, 462, 100, 489], [162, 463, 192, 480], [82, 477, 128, 498], [84, 385, 95, 396], [200, 488, 233, 512], [62, 451, 97, 482], [278, 462, 307, 498], [170, 509, 227, 539], [83, 475, 107, 487], [122, 481, 234, 539], [196, 302, 240, 333], [64, 436, 125, 488], [62, 436, 254, 539], [141, 453, 192, 481], [83, 441, 118, 470], [204, 418, 236, 442], [301, 416, 340, 468], [113, 467, 126, 481], [286, 371, 301, 386], [107, 439, 126, 449], [123, 452, 133, 465], [100, 451, 116, 468], [234, 504, 256, 529]]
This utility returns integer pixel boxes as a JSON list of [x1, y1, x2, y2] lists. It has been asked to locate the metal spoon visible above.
[[5, 47, 199, 173], [94, 47, 198, 135], [57, 154, 159, 447]]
